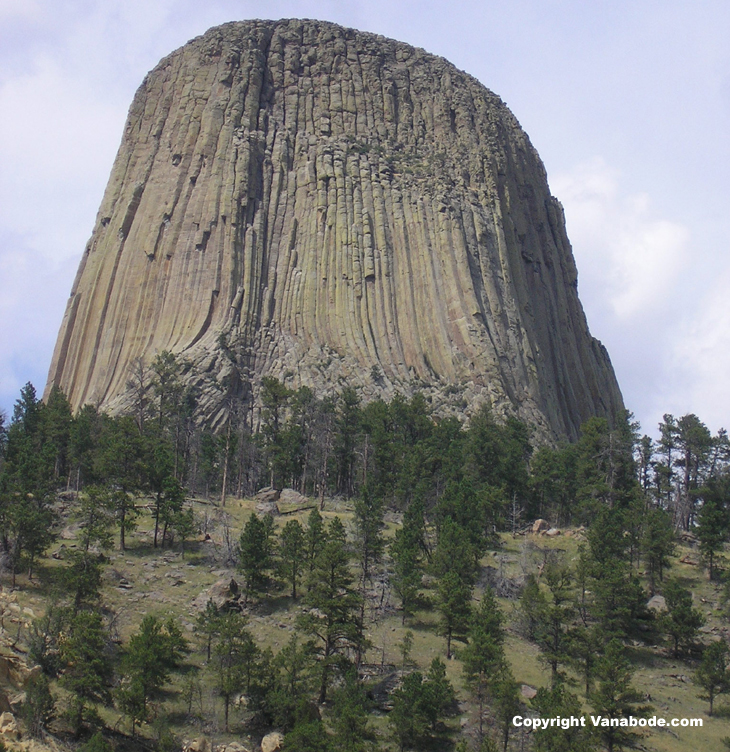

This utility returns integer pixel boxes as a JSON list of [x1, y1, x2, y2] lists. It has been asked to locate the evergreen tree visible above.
[[305, 507, 327, 576], [696, 478, 730, 581], [0, 383, 56, 584], [261, 376, 292, 487], [117, 616, 188, 733], [492, 671, 521, 752], [661, 578, 704, 657], [461, 588, 506, 737], [353, 485, 385, 582], [589, 640, 650, 752], [532, 684, 596, 752], [299, 517, 364, 703], [329, 669, 375, 752], [22, 673, 54, 738], [390, 499, 425, 623], [518, 574, 545, 641], [239, 513, 274, 601], [64, 485, 115, 611], [78, 732, 113, 752], [280, 519, 306, 599], [641, 507, 675, 594], [211, 612, 258, 732], [194, 598, 223, 662], [266, 635, 316, 730], [435, 569, 472, 659], [283, 716, 331, 752], [694, 640, 730, 716], [536, 561, 576, 684], [673, 414, 714, 530], [59, 610, 113, 737], [94, 415, 145, 550], [332, 387, 361, 497], [586, 508, 646, 638], [43, 385, 73, 480], [389, 672, 429, 751], [420, 657, 456, 731], [568, 623, 603, 698]]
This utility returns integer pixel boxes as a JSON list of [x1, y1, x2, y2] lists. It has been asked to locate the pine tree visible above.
[[461, 588, 506, 737], [280, 519, 305, 598], [305, 507, 327, 576], [661, 578, 704, 657], [492, 672, 520, 752], [94, 415, 145, 550], [389, 672, 428, 751], [117, 616, 188, 734], [589, 640, 650, 752], [211, 612, 258, 732], [432, 519, 475, 657], [353, 485, 385, 583], [266, 635, 316, 730], [298, 517, 364, 703], [330, 669, 375, 752], [695, 640, 730, 716], [64, 485, 115, 611], [536, 561, 576, 684], [194, 598, 223, 661], [239, 512, 274, 601], [696, 482, 729, 581], [59, 610, 113, 737], [586, 508, 646, 638], [642, 507, 675, 594], [22, 673, 54, 738], [390, 499, 425, 623], [435, 570, 472, 659], [420, 657, 456, 731], [532, 684, 596, 752]]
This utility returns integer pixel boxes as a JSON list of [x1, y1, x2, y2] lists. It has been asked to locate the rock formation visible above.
[[45, 19, 623, 440]]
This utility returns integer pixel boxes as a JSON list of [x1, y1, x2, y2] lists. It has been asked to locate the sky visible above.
[[1, 0, 729, 437]]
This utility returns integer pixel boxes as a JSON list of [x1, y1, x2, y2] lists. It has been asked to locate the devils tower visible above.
[[45, 19, 623, 440]]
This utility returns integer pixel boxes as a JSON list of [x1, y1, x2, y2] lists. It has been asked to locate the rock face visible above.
[[46, 19, 623, 440]]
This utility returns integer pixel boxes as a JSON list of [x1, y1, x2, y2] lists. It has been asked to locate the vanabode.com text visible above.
[[513, 716, 703, 729]]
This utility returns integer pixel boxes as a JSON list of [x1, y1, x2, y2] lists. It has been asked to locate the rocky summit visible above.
[[45, 19, 623, 440]]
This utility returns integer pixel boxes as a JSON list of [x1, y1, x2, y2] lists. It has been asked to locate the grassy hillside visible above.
[[3, 493, 728, 751]]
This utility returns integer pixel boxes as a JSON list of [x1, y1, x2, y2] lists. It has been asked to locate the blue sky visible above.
[[1, 0, 729, 436]]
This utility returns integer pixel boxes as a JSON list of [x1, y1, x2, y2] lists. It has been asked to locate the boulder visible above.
[[192, 578, 241, 611], [646, 595, 667, 612], [544, 528, 561, 537], [532, 519, 550, 534], [260, 731, 285, 752], [255, 502, 280, 517], [216, 743, 251, 752], [184, 739, 211, 752], [277, 488, 312, 513], [0, 711, 17, 735], [521, 684, 538, 699], [256, 487, 281, 503]]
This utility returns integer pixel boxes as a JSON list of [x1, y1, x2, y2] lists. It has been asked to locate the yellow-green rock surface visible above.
[[46, 19, 623, 440]]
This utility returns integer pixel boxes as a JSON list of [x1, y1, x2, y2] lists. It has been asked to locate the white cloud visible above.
[[669, 263, 730, 433], [552, 157, 690, 321], [0, 56, 126, 264], [0, 0, 40, 21]]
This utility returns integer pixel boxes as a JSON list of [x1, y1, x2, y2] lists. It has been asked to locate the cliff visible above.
[[45, 19, 623, 440]]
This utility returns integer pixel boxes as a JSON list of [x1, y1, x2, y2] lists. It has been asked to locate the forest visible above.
[[0, 351, 729, 752]]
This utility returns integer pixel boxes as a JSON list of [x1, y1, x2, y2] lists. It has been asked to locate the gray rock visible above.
[[45, 20, 624, 442]]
